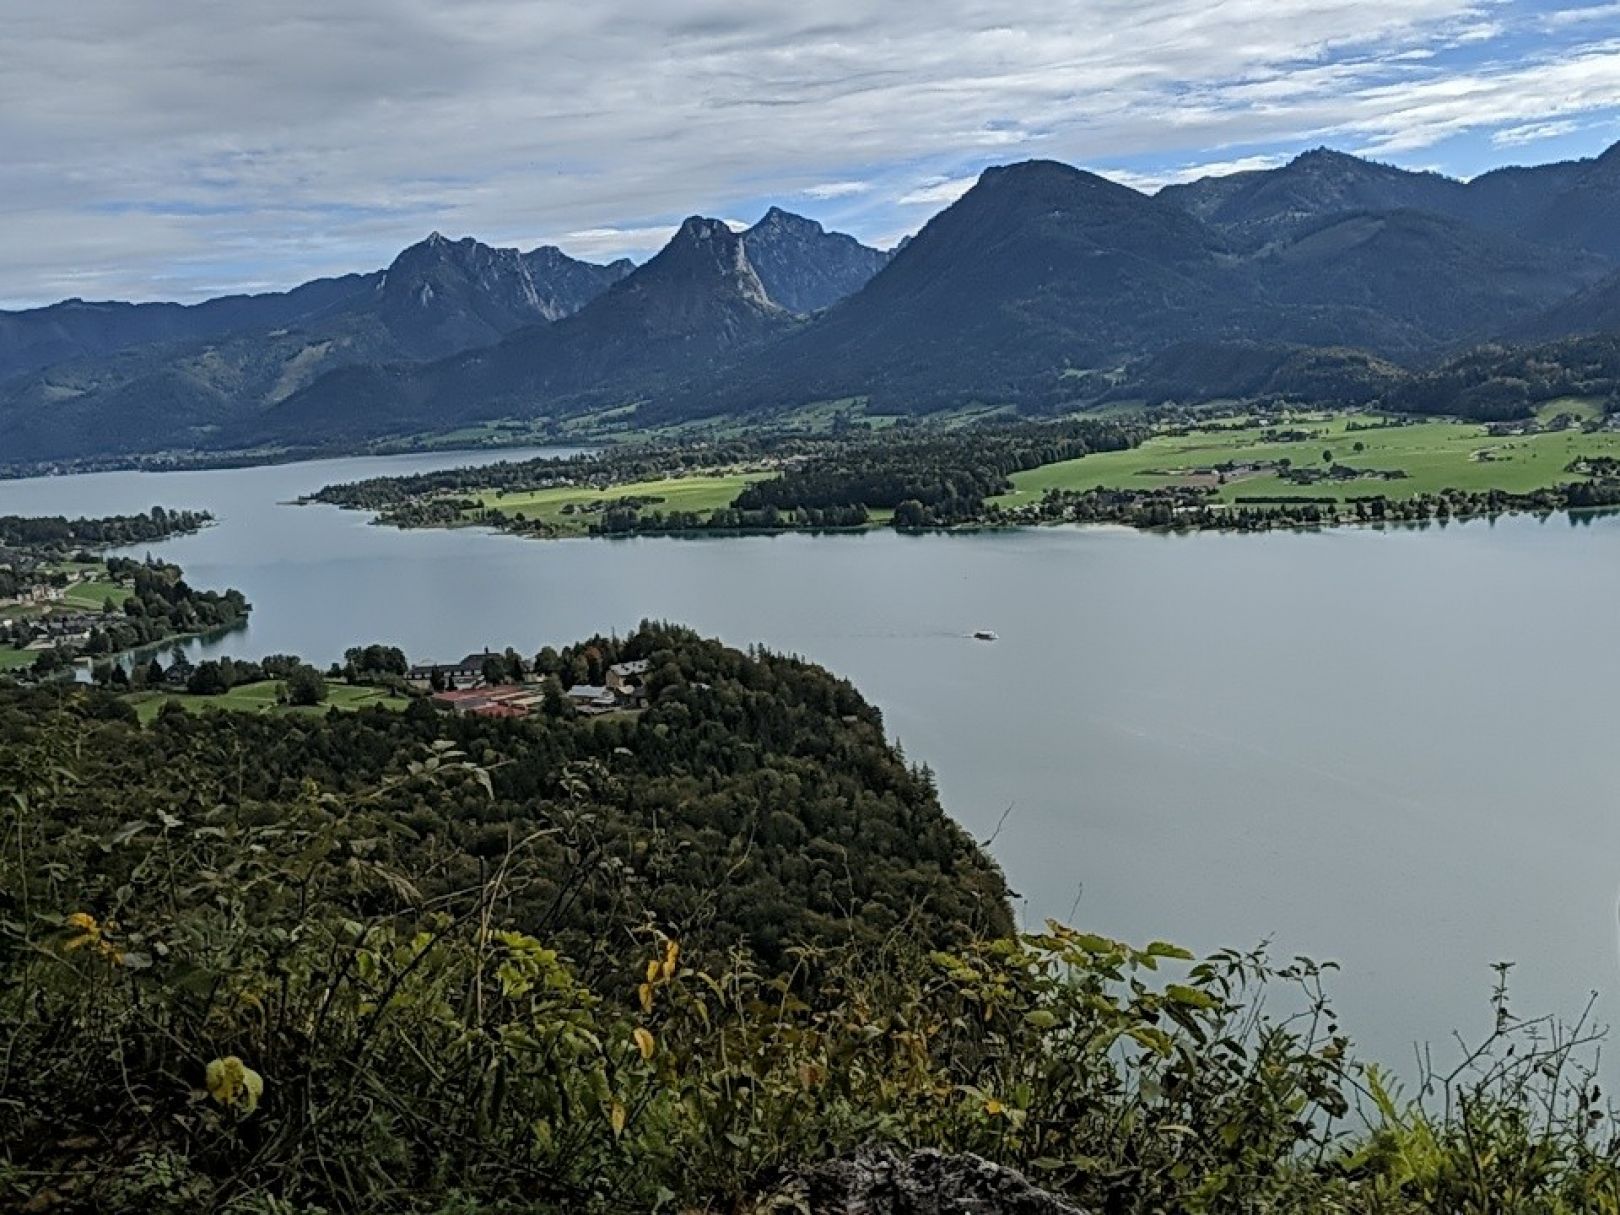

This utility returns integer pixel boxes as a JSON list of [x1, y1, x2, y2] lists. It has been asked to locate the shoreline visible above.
[[315, 493, 1620, 545], [0, 433, 604, 483]]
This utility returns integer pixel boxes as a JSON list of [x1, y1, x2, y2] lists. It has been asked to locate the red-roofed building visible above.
[[431, 685, 536, 718], [469, 703, 527, 719]]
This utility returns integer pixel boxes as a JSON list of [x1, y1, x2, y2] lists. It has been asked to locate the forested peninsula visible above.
[[2, 623, 1616, 1213], [309, 401, 1620, 542]]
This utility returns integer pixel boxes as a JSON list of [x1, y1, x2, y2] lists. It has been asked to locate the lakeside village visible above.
[[0, 507, 646, 720], [0, 570, 104, 649], [0, 508, 245, 677], [0, 555, 249, 678], [409, 651, 651, 717]]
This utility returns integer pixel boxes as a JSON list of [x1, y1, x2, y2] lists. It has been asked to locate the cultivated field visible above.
[[994, 403, 1620, 507], [475, 472, 769, 533]]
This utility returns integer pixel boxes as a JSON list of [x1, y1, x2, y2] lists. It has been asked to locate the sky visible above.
[[4, 0, 1620, 308]]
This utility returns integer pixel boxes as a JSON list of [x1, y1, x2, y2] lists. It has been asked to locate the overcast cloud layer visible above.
[[4, 0, 1620, 306]]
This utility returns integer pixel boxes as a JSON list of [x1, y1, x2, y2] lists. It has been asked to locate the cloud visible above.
[[1448, 20, 1505, 43], [898, 176, 978, 206], [1491, 119, 1583, 146], [1107, 153, 1291, 192], [1341, 43, 1620, 154], [801, 180, 873, 198], [1541, 3, 1620, 26], [4, 0, 1620, 304], [547, 226, 678, 261]]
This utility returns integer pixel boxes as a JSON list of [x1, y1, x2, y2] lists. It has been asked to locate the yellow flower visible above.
[[633, 1027, 656, 1061], [205, 1056, 265, 1115], [63, 911, 100, 952], [62, 911, 122, 961]]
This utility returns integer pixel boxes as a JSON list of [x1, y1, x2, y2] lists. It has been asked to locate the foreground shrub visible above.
[[3, 714, 1619, 1211]]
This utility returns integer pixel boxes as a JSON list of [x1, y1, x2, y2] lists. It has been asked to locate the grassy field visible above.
[[29, 560, 132, 611], [61, 579, 128, 610], [994, 403, 1620, 508], [476, 472, 770, 533], [0, 648, 40, 671], [126, 680, 410, 723]]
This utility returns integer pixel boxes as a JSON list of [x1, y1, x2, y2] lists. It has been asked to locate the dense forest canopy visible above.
[[729, 420, 1141, 527], [74, 557, 250, 654], [2, 623, 1010, 968], [1109, 336, 1620, 423], [307, 444, 762, 511], [0, 506, 211, 557], [3, 624, 1616, 1212]]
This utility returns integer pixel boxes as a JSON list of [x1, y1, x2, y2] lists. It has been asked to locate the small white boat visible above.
[[973, 630, 998, 641]]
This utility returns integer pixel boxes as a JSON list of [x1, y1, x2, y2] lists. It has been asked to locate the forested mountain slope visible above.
[[0, 235, 632, 459]]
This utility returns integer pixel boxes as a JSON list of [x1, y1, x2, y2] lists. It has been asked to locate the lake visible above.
[[4, 448, 1620, 1074]]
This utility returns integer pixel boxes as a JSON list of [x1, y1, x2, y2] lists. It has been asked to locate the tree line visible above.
[[0, 505, 212, 554], [995, 478, 1620, 532]]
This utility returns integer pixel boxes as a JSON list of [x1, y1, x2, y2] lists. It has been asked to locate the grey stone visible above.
[[756, 1146, 1089, 1215]]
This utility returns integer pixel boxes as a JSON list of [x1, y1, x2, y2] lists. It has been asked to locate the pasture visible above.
[[994, 404, 1620, 507], [474, 472, 768, 533]]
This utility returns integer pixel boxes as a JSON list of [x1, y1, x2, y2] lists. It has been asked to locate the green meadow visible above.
[[30, 560, 130, 612], [475, 472, 769, 533], [125, 680, 410, 722], [0, 648, 39, 671], [60, 578, 128, 610], [994, 403, 1620, 508]]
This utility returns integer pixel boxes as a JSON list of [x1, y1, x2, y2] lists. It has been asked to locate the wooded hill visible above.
[[3, 625, 1615, 1212]]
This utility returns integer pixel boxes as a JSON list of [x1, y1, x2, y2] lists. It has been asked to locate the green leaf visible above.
[[1146, 941, 1195, 960], [1071, 932, 1118, 954], [1126, 1025, 1173, 1056], [1166, 984, 1219, 1010]]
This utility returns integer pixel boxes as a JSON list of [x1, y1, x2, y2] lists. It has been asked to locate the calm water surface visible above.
[[4, 450, 1620, 1071]]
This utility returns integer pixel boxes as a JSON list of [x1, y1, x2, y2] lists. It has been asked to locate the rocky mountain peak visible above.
[[1289, 146, 1367, 171], [675, 215, 739, 243], [755, 206, 826, 235], [740, 208, 889, 313], [634, 217, 774, 310]]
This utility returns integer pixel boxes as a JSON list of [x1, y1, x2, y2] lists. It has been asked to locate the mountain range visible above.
[[1159, 143, 1620, 259], [5, 141, 1620, 461], [253, 218, 801, 444]]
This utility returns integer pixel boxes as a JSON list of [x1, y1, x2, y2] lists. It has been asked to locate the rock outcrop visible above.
[[752, 1147, 1088, 1215]]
